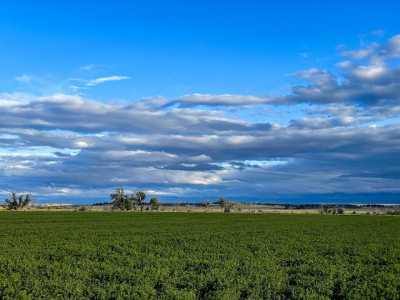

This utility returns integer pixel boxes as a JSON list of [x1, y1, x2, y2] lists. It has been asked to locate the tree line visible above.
[[110, 188, 160, 211], [2, 189, 160, 211]]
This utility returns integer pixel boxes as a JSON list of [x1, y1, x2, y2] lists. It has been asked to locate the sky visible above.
[[1, 1, 400, 204]]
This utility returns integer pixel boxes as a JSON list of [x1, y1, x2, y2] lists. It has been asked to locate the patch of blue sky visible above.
[[0, 146, 79, 158]]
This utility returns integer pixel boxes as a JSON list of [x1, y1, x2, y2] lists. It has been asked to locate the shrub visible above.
[[77, 206, 87, 212], [149, 198, 160, 211], [336, 208, 344, 214]]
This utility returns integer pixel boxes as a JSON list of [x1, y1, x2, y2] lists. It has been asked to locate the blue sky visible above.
[[2, 1, 399, 99], [1, 1, 400, 204]]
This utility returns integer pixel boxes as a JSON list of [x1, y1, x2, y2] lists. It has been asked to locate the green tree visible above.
[[149, 197, 160, 210], [124, 198, 133, 210], [128, 194, 138, 210]]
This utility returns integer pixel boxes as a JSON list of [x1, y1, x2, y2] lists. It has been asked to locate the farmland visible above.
[[0, 212, 399, 299]]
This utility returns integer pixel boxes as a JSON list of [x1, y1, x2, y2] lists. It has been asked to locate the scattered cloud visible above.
[[85, 75, 130, 86], [370, 29, 385, 37], [80, 64, 96, 71], [15, 74, 33, 84]]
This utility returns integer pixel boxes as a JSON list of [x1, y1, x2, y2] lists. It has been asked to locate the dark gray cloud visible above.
[[0, 94, 269, 135], [170, 93, 272, 107]]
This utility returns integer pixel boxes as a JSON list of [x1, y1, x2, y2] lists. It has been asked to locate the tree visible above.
[[5, 193, 32, 210], [128, 194, 138, 210], [320, 205, 330, 214], [223, 201, 234, 213], [110, 188, 127, 210], [217, 197, 234, 213], [110, 189, 147, 211], [124, 198, 133, 211], [136, 191, 146, 211], [216, 197, 226, 208], [149, 197, 160, 211]]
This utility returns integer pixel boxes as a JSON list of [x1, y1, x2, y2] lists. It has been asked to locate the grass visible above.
[[0, 212, 399, 299]]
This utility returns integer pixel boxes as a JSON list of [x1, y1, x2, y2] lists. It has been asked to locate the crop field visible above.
[[0, 212, 399, 299]]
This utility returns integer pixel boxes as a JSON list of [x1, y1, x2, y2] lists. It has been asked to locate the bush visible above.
[[77, 206, 87, 212], [336, 208, 344, 214], [149, 198, 160, 211]]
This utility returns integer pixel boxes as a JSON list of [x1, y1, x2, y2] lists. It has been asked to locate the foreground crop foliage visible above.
[[0, 213, 399, 299]]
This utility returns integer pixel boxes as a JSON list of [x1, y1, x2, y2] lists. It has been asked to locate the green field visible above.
[[0, 212, 399, 299]]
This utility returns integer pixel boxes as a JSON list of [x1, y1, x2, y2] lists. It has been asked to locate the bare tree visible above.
[[110, 188, 127, 210], [136, 191, 146, 211], [110, 189, 147, 211], [217, 197, 234, 213], [5, 193, 32, 210]]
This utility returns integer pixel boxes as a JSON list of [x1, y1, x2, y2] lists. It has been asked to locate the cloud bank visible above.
[[1, 35, 400, 203]]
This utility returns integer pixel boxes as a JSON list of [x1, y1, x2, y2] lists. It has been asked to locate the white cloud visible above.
[[80, 64, 96, 71], [0, 92, 35, 107], [15, 74, 33, 84], [293, 68, 336, 87], [342, 44, 379, 59], [86, 75, 130, 86], [352, 64, 387, 80]]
